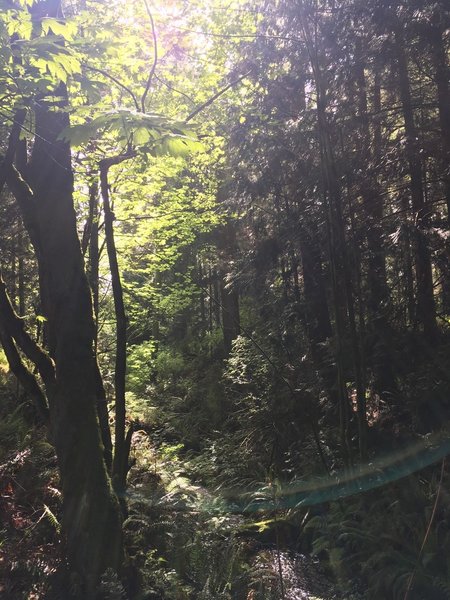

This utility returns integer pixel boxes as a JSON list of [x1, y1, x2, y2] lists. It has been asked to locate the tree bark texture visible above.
[[395, 25, 438, 340], [217, 221, 240, 355], [4, 88, 123, 597], [354, 47, 396, 399], [100, 158, 130, 498]]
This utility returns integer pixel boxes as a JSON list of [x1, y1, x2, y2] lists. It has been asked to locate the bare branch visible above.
[[154, 75, 195, 105], [185, 71, 251, 123], [0, 325, 49, 424], [0, 272, 55, 387], [141, 0, 158, 112], [0, 109, 26, 196], [83, 64, 140, 112]]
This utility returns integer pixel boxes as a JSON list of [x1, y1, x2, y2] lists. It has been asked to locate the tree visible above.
[[0, 0, 245, 593], [219, 0, 449, 462], [0, 1, 124, 596]]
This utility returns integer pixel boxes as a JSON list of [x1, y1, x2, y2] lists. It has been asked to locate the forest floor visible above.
[[124, 429, 362, 600], [249, 550, 350, 599], [0, 423, 348, 600]]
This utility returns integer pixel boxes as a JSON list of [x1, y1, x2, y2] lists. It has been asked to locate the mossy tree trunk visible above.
[[4, 63, 123, 600]]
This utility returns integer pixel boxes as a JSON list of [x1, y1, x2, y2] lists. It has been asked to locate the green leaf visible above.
[[156, 135, 204, 157], [59, 108, 202, 154], [133, 126, 151, 145], [58, 122, 98, 146], [41, 18, 77, 41]]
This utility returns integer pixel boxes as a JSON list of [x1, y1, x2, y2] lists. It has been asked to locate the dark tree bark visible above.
[[395, 24, 438, 340], [217, 221, 240, 355], [100, 157, 132, 499], [430, 22, 450, 311], [353, 47, 396, 399], [3, 83, 123, 600], [354, 48, 389, 316], [220, 277, 240, 355], [86, 180, 100, 338], [0, 272, 55, 385], [302, 15, 366, 459], [0, 273, 50, 422], [82, 176, 114, 470], [431, 23, 450, 226], [198, 260, 206, 327], [312, 64, 359, 462], [298, 222, 337, 399]]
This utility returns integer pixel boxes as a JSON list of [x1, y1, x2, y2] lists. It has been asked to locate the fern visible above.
[[97, 568, 127, 600], [42, 503, 61, 533]]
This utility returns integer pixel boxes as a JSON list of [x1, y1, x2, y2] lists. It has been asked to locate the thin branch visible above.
[[185, 71, 251, 123], [99, 150, 136, 172], [0, 109, 26, 196], [115, 204, 219, 222], [5, 164, 42, 258], [0, 326, 49, 423], [170, 25, 303, 44], [141, 0, 158, 112], [154, 74, 196, 104], [0, 274, 55, 386], [83, 64, 140, 111]]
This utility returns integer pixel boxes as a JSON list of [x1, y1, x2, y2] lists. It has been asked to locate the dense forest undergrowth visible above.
[[2, 329, 450, 599], [1, 0, 450, 598]]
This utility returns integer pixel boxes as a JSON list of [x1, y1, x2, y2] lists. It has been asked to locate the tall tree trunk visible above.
[[217, 221, 240, 355], [395, 25, 438, 340], [100, 158, 131, 499], [198, 260, 206, 328], [298, 222, 337, 401], [212, 268, 221, 326], [431, 24, 450, 226], [220, 277, 240, 355], [431, 24, 450, 311], [83, 177, 114, 470], [5, 89, 123, 599], [17, 226, 25, 317], [317, 96, 357, 462], [299, 15, 360, 461], [354, 47, 396, 399], [87, 180, 100, 347], [354, 48, 389, 316]]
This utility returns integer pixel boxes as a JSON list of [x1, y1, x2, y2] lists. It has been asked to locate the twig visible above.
[[141, 0, 158, 112], [83, 64, 140, 111], [154, 74, 195, 104], [185, 71, 251, 123]]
